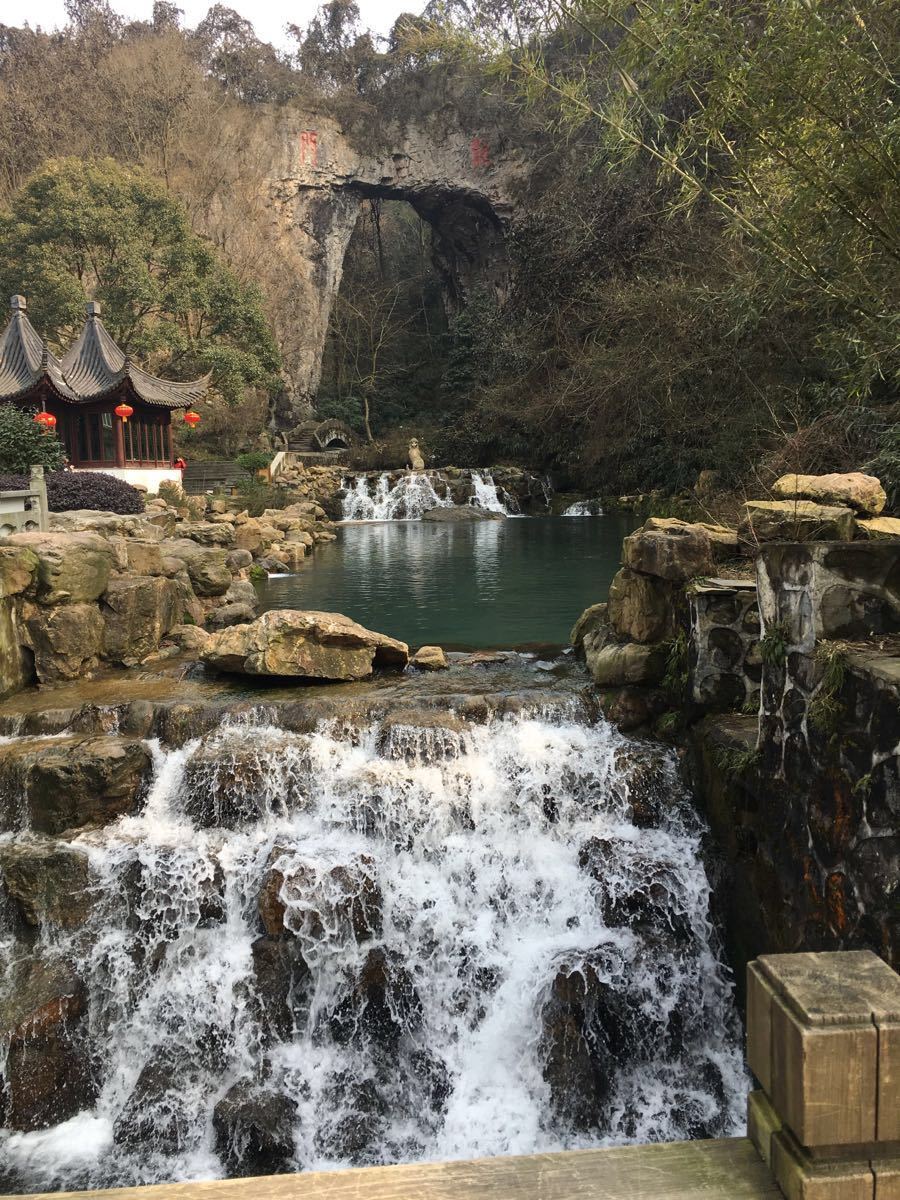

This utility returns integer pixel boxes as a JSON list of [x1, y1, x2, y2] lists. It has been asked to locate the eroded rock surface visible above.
[[202, 609, 408, 681]]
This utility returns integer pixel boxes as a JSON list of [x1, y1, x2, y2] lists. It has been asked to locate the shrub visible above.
[[235, 476, 291, 517], [236, 450, 273, 474], [0, 406, 66, 473], [0, 470, 144, 514]]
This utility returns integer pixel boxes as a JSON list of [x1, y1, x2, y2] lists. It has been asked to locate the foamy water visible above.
[[0, 706, 747, 1191]]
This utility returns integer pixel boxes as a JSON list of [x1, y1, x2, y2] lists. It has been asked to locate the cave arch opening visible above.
[[315, 185, 507, 449]]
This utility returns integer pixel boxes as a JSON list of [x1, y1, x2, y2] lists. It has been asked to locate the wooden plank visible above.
[[10, 1138, 780, 1200]]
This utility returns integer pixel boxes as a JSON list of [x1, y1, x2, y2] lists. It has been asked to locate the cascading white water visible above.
[[563, 499, 604, 516], [340, 474, 453, 521], [0, 706, 747, 1192], [467, 473, 516, 515], [340, 472, 519, 521]]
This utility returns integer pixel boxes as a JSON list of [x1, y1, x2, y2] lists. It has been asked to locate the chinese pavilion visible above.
[[0, 295, 209, 490]]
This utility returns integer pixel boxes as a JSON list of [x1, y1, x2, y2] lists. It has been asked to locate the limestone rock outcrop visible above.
[[623, 519, 714, 581], [202, 609, 409, 681], [101, 575, 181, 664], [607, 568, 678, 644], [6, 531, 113, 603], [771, 472, 887, 516], [739, 500, 856, 544], [21, 600, 106, 681], [160, 539, 231, 597]]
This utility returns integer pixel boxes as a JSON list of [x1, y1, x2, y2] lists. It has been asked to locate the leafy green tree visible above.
[[0, 156, 281, 404], [0, 405, 66, 473], [449, 0, 899, 399]]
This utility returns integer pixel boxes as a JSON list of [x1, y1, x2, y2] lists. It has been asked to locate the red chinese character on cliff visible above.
[[470, 137, 490, 169], [300, 130, 318, 167]]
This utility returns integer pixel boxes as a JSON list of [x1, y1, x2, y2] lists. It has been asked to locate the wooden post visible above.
[[114, 411, 126, 468], [746, 951, 900, 1199], [167, 419, 175, 467]]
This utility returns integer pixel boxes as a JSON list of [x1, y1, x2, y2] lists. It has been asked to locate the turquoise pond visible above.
[[255, 514, 639, 650]]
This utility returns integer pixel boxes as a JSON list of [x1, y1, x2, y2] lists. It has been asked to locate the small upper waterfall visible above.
[[340, 471, 524, 521], [563, 499, 604, 516], [0, 699, 746, 1193], [467, 472, 517, 515], [341, 474, 453, 521]]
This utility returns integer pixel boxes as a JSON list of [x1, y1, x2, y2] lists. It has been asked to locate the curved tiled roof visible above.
[[0, 296, 79, 401], [0, 297, 210, 409]]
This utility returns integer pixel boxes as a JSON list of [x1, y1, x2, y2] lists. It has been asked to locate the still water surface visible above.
[[256, 515, 638, 649]]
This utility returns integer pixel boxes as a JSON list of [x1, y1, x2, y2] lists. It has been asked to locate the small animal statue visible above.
[[408, 438, 425, 472]]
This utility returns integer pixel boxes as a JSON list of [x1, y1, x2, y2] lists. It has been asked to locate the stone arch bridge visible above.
[[264, 110, 533, 431]]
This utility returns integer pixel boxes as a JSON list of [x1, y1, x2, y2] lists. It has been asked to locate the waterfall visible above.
[[340, 472, 520, 521], [0, 704, 746, 1192], [467, 473, 517, 515], [340, 474, 453, 521], [563, 500, 604, 516]]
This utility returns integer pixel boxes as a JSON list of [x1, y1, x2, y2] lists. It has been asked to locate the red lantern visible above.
[[33, 410, 56, 433], [114, 402, 134, 424], [183, 410, 201, 428]]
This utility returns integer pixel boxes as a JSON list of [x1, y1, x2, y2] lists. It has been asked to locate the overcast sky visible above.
[[7, 0, 419, 49]]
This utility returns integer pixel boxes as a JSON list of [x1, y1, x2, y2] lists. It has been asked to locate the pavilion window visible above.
[[101, 412, 115, 462]]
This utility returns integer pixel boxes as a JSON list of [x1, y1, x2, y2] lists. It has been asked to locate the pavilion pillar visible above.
[[167, 421, 175, 466], [114, 412, 126, 468], [746, 951, 900, 1199]]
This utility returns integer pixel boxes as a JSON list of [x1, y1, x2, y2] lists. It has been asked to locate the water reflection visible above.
[[257, 515, 639, 649]]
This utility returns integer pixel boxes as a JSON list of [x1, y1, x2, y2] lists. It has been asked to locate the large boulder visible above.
[[21, 601, 106, 681], [160, 539, 231, 597], [0, 838, 94, 930], [607, 568, 680, 643], [739, 500, 856, 544], [0, 958, 95, 1131], [178, 521, 236, 547], [101, 576, 181, 664], [586, 641, 668, 688], [0, 735, 151, 834], [5, 532, 113, 603], [641, 516, 738, 563], [202, 610, 409, 681], [623, 520, 713, 581], [771, 472, 887, 516], [213, 1082, 298, 1177]]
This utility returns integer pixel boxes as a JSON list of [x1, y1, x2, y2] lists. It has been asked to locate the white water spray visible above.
[[340, 472, 519, 521], [563, 499, 604, 516], [0, 707, 747, 1192], [341, 474, 453, 521]]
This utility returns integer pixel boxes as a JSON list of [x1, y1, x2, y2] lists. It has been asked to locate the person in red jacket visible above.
[[173, 456, 187, 472]]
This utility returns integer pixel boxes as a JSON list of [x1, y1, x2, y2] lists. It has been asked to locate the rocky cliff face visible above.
[[262, 110, 533, 428]]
